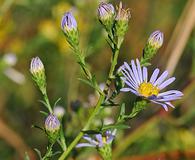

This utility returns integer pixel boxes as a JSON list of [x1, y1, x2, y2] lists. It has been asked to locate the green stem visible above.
[[58, 47, 120, 159], [59, 126, 67, 151], [104, 47, 119, 95], [58, 33, 121, 160], [43, 93, 53, 114], [58, 95, 105, 160], [42, 143, 54, 160]]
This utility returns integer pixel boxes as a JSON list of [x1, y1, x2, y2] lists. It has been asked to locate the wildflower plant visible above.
[[29, 1, 183, 160]]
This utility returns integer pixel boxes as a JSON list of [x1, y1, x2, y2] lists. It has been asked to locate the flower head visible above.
[[61, 12, 79, 47], [97, 2, 115, 32], [120, 59, 183, 111], [98, 2, 115, 22], [113, 2, 131, 47], [148, 30, 164, 49], [30, 57, 46, 94], [61, 12, 77, 32], [45, 114, 60, 143], [45, 114, 60, 132], [30, 57, 44, 75], [115, 2, 131, 22], [76, 130, 116, 148]]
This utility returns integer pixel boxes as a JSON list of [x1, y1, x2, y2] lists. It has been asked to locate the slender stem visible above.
[[59, 127, 67, 151], [58, 95, 105, 160], [58, 33, 121, 160], [43, 93, 53, 114], [104, 47, 120, 95], [42, 143, 54, 160]]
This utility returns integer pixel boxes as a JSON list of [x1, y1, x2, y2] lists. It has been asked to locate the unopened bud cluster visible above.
[[61, 12, 79, 48], [141, 30, 164, 66], [45, 114, 60, 143], [30, 57, 46, 94], [98, 2, 131, 48]]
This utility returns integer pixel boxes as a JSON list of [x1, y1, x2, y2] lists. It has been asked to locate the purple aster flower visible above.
[[76, 130, 116, 148], [120, 59, 183, 111], [61, 12, 77, 32]]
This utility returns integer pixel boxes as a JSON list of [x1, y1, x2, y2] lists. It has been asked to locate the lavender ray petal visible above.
[[143, 66, 148, 82], [158, 77, 176, 90], [153, 70, 168, 86], [120, 88, 138, 95], [158, 90, 183, 97], [151, 100, 168, 111], [131, 60, 141, 85], [95, 134, 103, 147], [121, 77, 137, 89], [150, 68, 160, 84], [120, 88, 131, 92], [165, 102, 175, 108], [136, 59, 143, 83], [155, 96, 182, 102], [83, 135, 98, 145], [123, 63, 139, 87], [76, 143, 96, 148], [106, 135, 115, 144], [121, 68, 138, 88]]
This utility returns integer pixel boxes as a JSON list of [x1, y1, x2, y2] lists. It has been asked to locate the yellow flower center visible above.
[[102, 137, 107, 144], [138, 82, 159, 97]]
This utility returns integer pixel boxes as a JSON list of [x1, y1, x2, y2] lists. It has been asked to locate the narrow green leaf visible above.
[[78, 78, 96, 89], [102, 123, 130, 131], [34, 148, 42, 159], [39, 111, 48, 116], [54, 97, 61, 107]]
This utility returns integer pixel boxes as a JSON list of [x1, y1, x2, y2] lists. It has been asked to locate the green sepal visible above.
[[98, 143, 112, 160], [63, 29, 79, 49], [128, 98, 148, 118], [45, 128, 60, 144]]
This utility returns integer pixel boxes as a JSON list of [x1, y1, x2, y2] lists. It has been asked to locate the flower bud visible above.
[[115, 2, 130, 22], [113, 2, 131, 47], [61, 12, 79, 48], [148, 30, 164, 49], [45, 114, 60, 143], [98, 2, 115, 31], [141, 30, 164, 66], [30, 57, 46, 94]]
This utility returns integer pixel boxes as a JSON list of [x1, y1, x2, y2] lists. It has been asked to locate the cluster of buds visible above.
[[141, 30, 164, 66], [45, 114, 61, 143], [98, 2, 131, 48], [30, 57, 46, 95], [61, 12, 79, 48]]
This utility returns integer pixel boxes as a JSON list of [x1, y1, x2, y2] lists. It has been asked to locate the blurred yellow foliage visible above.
[[38, 19, 58, 42]]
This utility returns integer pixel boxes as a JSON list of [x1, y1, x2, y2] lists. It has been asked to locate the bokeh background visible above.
[[0, 0, 195, 159]]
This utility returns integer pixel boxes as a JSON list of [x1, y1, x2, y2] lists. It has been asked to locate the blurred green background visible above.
[[0, 0, 195, 159]]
